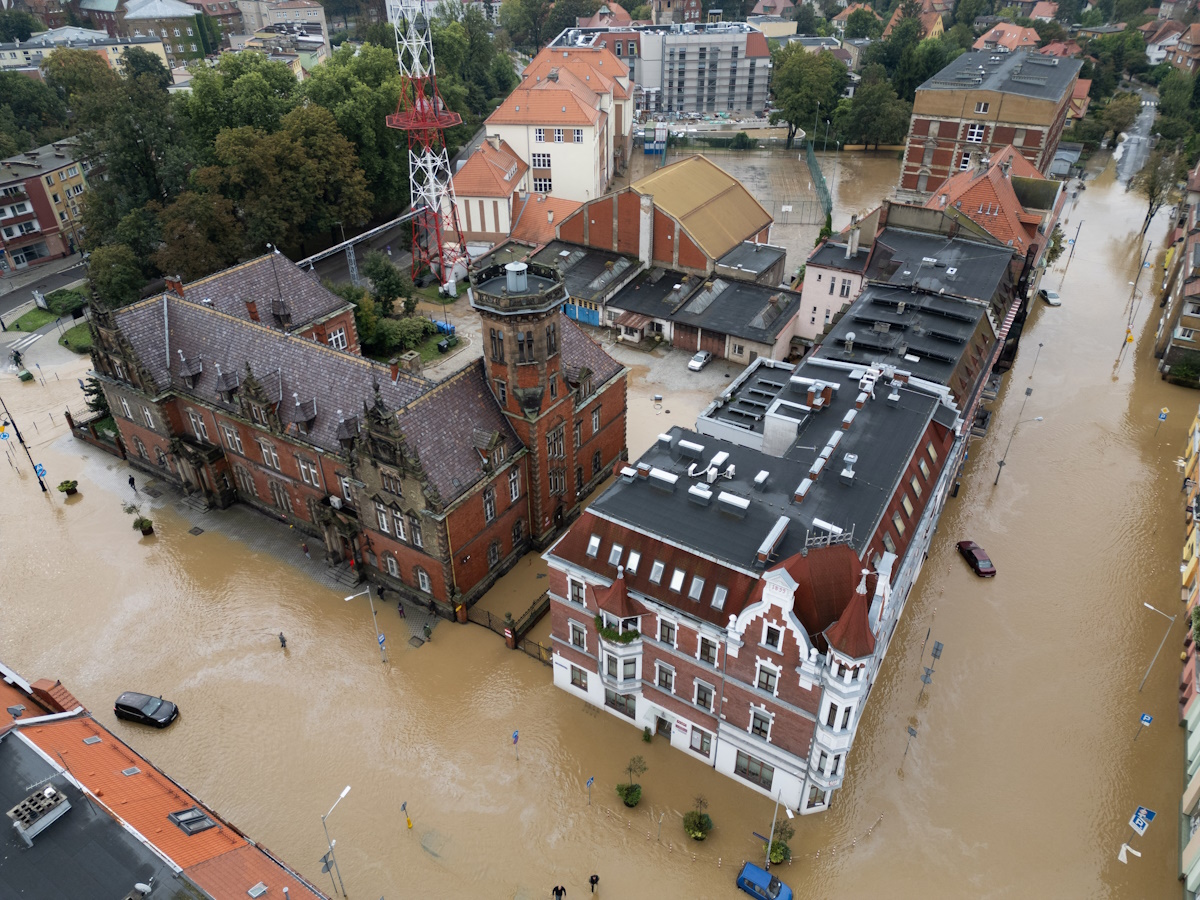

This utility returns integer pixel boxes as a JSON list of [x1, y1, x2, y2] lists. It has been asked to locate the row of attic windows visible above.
[[585, 534, 728, 610]]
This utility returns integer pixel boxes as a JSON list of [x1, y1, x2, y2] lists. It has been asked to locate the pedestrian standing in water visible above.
[[552, 886, 566, 899], [589, 875, 599, 894], [278, 632, 287, 649]]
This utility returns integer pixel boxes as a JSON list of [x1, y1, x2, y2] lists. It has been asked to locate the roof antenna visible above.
[[266, 243, 284, 303]]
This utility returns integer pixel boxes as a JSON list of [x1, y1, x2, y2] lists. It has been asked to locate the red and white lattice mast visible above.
[[385, 0, 466, 282]]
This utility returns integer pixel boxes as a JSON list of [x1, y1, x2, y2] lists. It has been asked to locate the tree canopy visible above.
[[769, 46, 849, 148]]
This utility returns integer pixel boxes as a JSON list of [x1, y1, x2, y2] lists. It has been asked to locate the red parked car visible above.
[[956, 540, 996, 577]]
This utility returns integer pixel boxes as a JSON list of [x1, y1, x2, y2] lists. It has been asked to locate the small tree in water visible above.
[[1133, 144, 1186, 235]]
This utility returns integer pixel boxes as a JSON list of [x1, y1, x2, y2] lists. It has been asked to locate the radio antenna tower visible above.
[[385, 0, 467, 283]]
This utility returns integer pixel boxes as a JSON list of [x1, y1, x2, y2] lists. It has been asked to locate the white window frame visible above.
[[687, 575, 704, 601], [626, 550, 640, 574], [483, 487, 496, 523], [694, 679, 714, 711], [658, 617, 676, 646], [299, 457, 321, 488], [762, 622, 782, 651], [119, 397, 132, 419], [376, 502, 391, 533], [750, 707, 773, 741], [509, 467, 520, 501], [966, 123, 985, 143], [385, 554, 399, 577], [534, 128, 545, 142], [756, 661, 779, 696], [417, 568, 431, 592], [328, 327, 348, 350], [592, 407, 601, 433], [574, 128, 583, 142], [586, 534, 601, 557], [569, 577, 585, 605], [223, 425, 244, 454], [959, 151, 972, 171], [711, 585, 727, 609], [608, 543, 623, 566], [188, 410, 208, 441], [339, 474, 352, 500], [1179, 326, 1196, 341], [649, 560, 665, 583], [974, 101, 989, 113], [258, 440, 280, 471], [553, 128, 563, 142], [698, 636, 718, 666], [142, 406, 155, 430], [690, 726, 712, 757], [569, 619, 587, 650], [656, 662, 675, 693], [392, 509, 407, 541], [669, 568, 686, 592], [531, 151, 551, 167]]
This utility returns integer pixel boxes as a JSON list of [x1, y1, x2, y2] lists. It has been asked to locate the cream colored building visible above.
[[0, 28, 168, 71]]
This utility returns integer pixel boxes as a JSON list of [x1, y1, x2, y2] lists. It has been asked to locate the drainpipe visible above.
[[711, 634, 730, 770]]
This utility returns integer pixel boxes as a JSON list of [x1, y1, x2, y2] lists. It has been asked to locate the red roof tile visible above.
[[452, 138, 527, 199], [29, 678, 85, 714], [593, 568, 645, 618], [973, 22, 1040, 50], [823, 569, 876, 659], [510, 195, 581, 245], [745, 30, 771, 57], [763, 545, 863, 641], [487, 83, 601, 127], [186, 842, 325, 899], [1031, 1, 1058, 16]]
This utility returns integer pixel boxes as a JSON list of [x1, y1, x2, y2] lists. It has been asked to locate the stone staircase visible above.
[[329, 563, 361, 588], [179, 492, 211, 513]]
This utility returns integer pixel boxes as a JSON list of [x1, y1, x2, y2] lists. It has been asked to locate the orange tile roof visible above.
[[0, 679, 44, 726], [823, 573, 876, 660], [833, 2, 880, 23], [526, 44, 629, 81], [487, 84, 602, 127], [746, 30, 770, 57], [1031, 0, 1058, 16], [973, 22, 1040, 50], [923, 145, 1048, 255], [1039, 39, 1082, 56], [22, 717, 252, 869], [186, 842, 325, 899], [524, 47, 631, 100], [29, 677, 85, 714], [576, 1, 632, 27], [510, 195, 582, 245], [453, 138, 527, 199]]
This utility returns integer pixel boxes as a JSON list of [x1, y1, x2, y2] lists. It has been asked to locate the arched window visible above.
[[488, 540, 501, 568], [134, 437, 148, 459], [415, 567, 431, 593], [512, 519, 524, 545], [156, 448, 170, 469], [385, 554, 399, 578]]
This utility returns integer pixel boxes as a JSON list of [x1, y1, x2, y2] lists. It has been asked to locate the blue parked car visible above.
[[736, 862, 792, 900]]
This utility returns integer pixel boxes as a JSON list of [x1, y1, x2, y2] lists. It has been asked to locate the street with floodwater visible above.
[[0, 148, 1191, 898]]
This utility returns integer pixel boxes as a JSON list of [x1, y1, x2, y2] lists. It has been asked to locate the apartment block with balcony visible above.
[[1179, 407, 1200, 896], [1157, 203, 1200, 373], [0, 142, 89, 275], [551, 22, 772, 117], [899, 50, 1081, 200]]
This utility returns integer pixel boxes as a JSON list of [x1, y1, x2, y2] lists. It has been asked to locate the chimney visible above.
[[244, 299, 260, 321], [638, 192, 654, 266], [165, 274, 184, 297], [548, 67, 559, 81], [1001, 157, 1012, 178], [389, 357, 400, 382], [487, 134, 500, 150], [548, 209, 554, 225], [847, 213, 860, 258]]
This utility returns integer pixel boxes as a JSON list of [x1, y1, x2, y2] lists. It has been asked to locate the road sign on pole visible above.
[[1129, 807, 1156, 837], [34, 463, 45, 477], [587, 775, 594, 805], [1134, 713, 1153, 741], [513, 729, 519, 761], [378, 633, 386, 646]]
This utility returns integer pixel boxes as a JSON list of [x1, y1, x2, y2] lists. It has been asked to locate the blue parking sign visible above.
[[1140, 714, 1153, 726], [1130, 807, 1156, 836]]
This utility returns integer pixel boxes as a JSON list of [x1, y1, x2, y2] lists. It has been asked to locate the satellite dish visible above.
[[846, 331, 856, 341], [134, 885, 153, 895]]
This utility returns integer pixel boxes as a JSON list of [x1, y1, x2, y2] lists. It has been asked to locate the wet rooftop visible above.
[[671, 279, 803, 344], [815, 284, 988, 387], [716, 241, 787, 278], [586, 356, 946, 561], [866, 227, 1012, 301], [609, 267, 695, 319], [532, 240, 637, 304]]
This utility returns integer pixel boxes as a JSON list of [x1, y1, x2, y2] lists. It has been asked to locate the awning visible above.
[[614, 310, 652, 330]]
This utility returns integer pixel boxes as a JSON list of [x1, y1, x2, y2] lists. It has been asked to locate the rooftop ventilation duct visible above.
[[620, 466, 637, 483], [756, 515, 789, 564], [753, 470, 770, 491], [649, 468, 678, 492], [840, 452, 859, 486], [688, 483, 713, 506], [717, 491, 749, 518], [678, 439, 705, 459], [793, 478, 813, 503], [504, 261, 528, 293], [7, 785, 71, 848]]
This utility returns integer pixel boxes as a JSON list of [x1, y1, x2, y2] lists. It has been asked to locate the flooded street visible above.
[[1, 149, 1192, 898]]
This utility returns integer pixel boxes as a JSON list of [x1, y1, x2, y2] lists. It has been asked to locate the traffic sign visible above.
[[1129, 807, 1156, 836], [512, 730, 519, 744], [1067, 238, 1076, 244], [0, 431, 8, 440], [1140, 713, 1153, 726], [34, 464, 45, 477], [378, 633, 386, 646], [586, 776, 594, 788]]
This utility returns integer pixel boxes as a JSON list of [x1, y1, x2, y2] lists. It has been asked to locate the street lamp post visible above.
[[1139, 602, 1177, 692], [994, 417, 1044, 485], [321, 785, 350, 897], [345, 588, 388, 664]]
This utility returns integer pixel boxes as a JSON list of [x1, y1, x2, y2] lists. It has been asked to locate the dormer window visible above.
[[250, 404, 268, 426], [586, 534, 601, 557], [763, 624, 781, 651]]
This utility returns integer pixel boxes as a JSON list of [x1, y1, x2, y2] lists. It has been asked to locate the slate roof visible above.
[[123, 0, 202, 18], [113, 296, 430, 454], [392, 359, 520, 504], [919, 50, 1081, 103], [559, 307, 623, 387], [0, 140, 81, 183], [717, 241, 787, 278], [823, 570, 876, 658], [670, 279, 802, 344], [631, 156, 772, 263], [807, 240, 870, 274], [180, 254, 351, 331]]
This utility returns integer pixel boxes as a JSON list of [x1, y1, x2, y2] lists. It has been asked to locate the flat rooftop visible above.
[[0, 141, 80, 182], [866, 226, 1012, 301], [0, 734, 198, 899], [532, 240, 636, 304], [586, 356, 946, 564], [716, 241, 787, 278], [919, 49, 1082, 102], [808, 240, 870, 274], [670, 278, 802, 344], [815, 284, 988, 386]]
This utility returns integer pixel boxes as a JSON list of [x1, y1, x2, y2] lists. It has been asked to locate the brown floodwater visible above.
[[0, 151, 1190, 898]]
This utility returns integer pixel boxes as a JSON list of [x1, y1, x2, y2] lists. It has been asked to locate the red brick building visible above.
[[90, 249, 626, 611], [899, 50, 1081, 199]]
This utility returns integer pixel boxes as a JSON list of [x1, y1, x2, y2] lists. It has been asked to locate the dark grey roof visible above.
[[590, 356, 943, 561], [182, 254, 351, 331], [0, 735, 200, 900], [560, 308, 623, 387], [114, 296, 430, 454], [532, 241, 637, 304], [0, 140, 81, 184], [393, 359, 521, 504], [807, 240, 870, 274], [815, 284, 988, 385], [670, 279, 802, 344], [716, 241, 787, 278], [865, 227, 1011, 301], [919, 50, 1082, 103], [607, 267, 696, 319]]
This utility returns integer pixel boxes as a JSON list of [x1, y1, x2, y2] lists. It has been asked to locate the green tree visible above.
[[893, 36, 958, 102], [844, 7, 881, 37], [1133, 146, 1185, 235], [43, 46, 120, 105], [769, 45, 849, 148], [0, 73, 68, 152], [1101, 91, 1141, 137], [499, 0, 553, 52], [794, 3, 818, 33], [302, 43, 411, 218], [630, 3, 652, 17], [845, 65, 911, 146], [1032, 19, 1066, 45], [82, 376, 110, 415], [152, 191, 245, 280], [114, 205, 163, 275], [363, 250, 415, 315], [88, 244, 147, 309], [200, 104, 372, 256], [546, 0, 601, 39], [0, 10, 41, 41], [1159, 69, 1193, 120], [953, 0, 988, 26], [122, 45, 172, 90]]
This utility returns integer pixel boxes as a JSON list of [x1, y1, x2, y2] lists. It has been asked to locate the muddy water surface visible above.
[[0, 151, 1191, 898]]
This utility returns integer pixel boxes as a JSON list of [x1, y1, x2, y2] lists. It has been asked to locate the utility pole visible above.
[[0, 394, 47, 492], [1065, 219, 1083, 268]]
